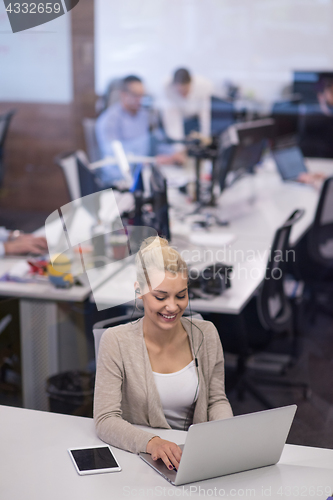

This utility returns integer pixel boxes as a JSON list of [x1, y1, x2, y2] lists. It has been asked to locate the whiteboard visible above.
[[0, 3, 73, 103], [95, 0, 333, 103]]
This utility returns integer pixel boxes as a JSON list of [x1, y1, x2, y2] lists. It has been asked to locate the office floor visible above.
[[226, 306, 333, 449]]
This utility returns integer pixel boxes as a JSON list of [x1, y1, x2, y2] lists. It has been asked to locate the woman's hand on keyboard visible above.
[[146, 436, 182, 471]]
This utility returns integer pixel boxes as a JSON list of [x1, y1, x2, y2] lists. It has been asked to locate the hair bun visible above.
[[139, 236, 168, 253], [136, 235, 188, 290]]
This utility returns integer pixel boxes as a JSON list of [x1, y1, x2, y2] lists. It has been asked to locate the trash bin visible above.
[[46, 371, 95, 417]]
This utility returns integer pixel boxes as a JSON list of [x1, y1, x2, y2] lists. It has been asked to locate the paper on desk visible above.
[[159, 165, 194, 187], [7, 261, 31, 282], [189, 233, 236, 247]]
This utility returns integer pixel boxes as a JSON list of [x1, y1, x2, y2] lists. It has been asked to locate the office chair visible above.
[[93, 310, 203, 361], [54, 150, 101, 201], [0, 110, 16, 188], [293, 176, 333, 319], [82, 118, 103, 163], [308, 176, 333, 268], [54, 150, 83, 201], [208, 209, 310, 409]]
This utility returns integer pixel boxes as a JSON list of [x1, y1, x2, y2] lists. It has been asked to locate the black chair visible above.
[[208, 209, 310, 409], [308, 176, 333, 268], [293, 176, 333, 319], [54, 150, 103, 202], [82, 118, 103, 163], [0, 110, 16, 188]]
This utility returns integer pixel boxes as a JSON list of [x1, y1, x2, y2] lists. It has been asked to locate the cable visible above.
[[182, 295, 204, 431]]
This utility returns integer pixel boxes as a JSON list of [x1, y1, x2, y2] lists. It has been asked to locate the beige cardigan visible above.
[[94, 317, 233, 454]]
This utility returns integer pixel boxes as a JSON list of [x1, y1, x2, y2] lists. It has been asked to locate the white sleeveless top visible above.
[[153, 360, 199, 430]]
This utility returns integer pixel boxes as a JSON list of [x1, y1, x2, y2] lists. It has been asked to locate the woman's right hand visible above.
[[146, 436, 182, 470]]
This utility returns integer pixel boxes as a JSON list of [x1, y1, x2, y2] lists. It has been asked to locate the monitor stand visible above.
[[188, 143, 218, 206]]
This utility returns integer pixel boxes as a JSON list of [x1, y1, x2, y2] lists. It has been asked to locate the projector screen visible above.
[[95, 0, 333, 103]]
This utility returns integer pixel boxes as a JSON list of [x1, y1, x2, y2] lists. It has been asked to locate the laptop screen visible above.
[[272, 146, 307, 181]]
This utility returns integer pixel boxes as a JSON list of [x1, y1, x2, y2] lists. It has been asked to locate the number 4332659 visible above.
[[6, 3, 61, 14]]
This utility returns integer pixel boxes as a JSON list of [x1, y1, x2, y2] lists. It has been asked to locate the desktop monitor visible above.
[[271, 100, 300, 144], [293, 71, 333, 103], [131, 165, 170, 240], [150, 166, 170, 240], [210, 96, 235, 137], [217, 118, 275, 192]]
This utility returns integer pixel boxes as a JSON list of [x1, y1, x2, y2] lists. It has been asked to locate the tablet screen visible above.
[[70, 447, 119, 472]]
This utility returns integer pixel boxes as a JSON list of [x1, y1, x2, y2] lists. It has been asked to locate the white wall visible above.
[[0, 4, 73, 103], [95, 0, 333, 103]]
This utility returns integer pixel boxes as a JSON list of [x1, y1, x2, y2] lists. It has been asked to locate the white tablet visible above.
[[68, 446, 121, 475]]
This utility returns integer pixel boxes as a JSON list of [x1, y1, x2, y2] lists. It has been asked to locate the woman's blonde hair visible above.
[[135, 236, 188, 291]]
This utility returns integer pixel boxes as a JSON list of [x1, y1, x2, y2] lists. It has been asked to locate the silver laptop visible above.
[[139, 405, 297, 486]]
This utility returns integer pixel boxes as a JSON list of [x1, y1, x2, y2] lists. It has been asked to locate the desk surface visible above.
[[0, 257, 92, 302], [1, 405, 333, 500]]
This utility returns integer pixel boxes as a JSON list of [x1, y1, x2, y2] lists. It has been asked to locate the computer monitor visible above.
[[150, 166, 170, 240], [210, 96, 235, 137], [131, 165, 170, 240], [217, 118, 275, 192], [293, 71, 333, 103], [271, 100, 300, 143]]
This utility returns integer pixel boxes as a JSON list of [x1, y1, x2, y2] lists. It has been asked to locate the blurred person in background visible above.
[[0, 228, 47, 256], [300, 76, 333, 159], [160, 68, 213, 149], [96, 75, 185, 186]]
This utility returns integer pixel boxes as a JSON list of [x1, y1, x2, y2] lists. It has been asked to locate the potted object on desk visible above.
[[109, 229, 129, 261], [47, 253, 74, 288]]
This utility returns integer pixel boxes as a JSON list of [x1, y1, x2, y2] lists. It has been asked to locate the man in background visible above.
[[0, 228, 47, 256], [161, 68, 213, 148], [95, 75, 185, 185], [300, 76, 333, 159]]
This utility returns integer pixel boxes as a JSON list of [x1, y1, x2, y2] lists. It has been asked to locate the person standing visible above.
[[161, 68, 213, 147]]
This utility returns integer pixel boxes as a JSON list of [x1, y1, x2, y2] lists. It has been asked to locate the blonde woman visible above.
[[94, 236, 233, 471]]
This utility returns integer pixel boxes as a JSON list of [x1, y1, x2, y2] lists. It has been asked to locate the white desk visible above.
[[1, 405, 332, 500], [0, 257, 96, 411], [91, 158, 333, 314]]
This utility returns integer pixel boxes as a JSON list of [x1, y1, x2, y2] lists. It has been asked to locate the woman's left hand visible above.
[[146, 436, 182, 470]]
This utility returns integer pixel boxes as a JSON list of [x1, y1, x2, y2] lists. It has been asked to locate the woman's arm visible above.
[[94, 331, 158, 454], [206, 324, 233, 421]]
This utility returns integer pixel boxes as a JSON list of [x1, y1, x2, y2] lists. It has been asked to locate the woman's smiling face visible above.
[[139, 271, 188, 331]]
